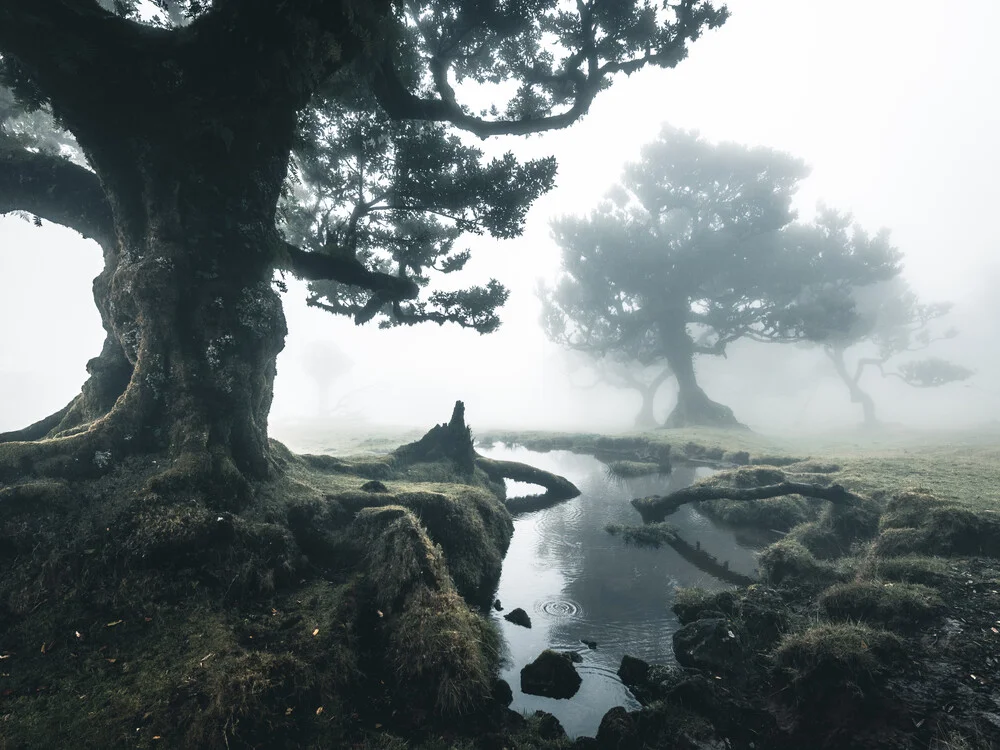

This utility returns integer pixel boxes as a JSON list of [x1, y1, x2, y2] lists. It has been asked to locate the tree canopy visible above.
[[540, 126, 900, 427]]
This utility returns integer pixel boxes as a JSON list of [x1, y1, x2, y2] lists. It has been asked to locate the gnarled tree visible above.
[[0, 0, 728, 495], [788, 273, 973, 426], [541, 126, 898, 428]]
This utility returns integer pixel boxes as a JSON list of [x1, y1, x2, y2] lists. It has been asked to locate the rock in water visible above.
[[521, 649, 582, 699], [504, 607, 532, 628], [618, 654, 650, 687]]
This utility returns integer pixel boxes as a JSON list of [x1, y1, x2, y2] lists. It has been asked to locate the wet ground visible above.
[[478, 445, 775, 738]]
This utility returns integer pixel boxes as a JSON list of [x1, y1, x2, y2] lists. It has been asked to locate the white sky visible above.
[[2, 0, 999, 435]]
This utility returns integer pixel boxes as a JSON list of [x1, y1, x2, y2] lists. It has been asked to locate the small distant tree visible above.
[[540, 126, 899, 428], [794, 276, 973, 425], [300, 340, 353, 417], [562, 350, 673, 428]]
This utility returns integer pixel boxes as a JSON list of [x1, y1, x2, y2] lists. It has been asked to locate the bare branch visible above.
[[278, 241, 419, 301]]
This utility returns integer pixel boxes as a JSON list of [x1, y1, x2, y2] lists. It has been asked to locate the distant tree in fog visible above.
[[540, 126, 899, 429], [563, 350, 673, 428], [790, 275, 974, 426], [300, 341, 353, 417]]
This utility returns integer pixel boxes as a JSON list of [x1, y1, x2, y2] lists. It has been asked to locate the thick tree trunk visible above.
[[827, 347, 878, 427], [659, 318, 744, 429]]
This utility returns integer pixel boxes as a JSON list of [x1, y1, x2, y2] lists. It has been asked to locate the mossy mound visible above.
[[773, 623, 905, 702], [860, 555, 953, 586], [329, 486, 512, 604], [606, 460, 665, 478], [874, 489, 1000, 558], [595, 702, 724, 750], [673, 585, 789, 655], [818, 580, 944, 629], [758, 539, 843, 588]]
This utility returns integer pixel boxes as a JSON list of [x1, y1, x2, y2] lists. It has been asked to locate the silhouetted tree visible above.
[[0, 0, 727, 491], [300, 340, 353, 416], [563, 350, 673, 428], [540, 126, 899, 428], [792, 275, 973, 426]]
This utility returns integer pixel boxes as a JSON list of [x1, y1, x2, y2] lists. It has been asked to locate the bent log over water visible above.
[[632, 481, 864, 523]]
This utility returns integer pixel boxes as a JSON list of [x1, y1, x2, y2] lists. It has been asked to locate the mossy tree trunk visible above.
[[659, 317, 743, 429], [0, 3, 384, 490]]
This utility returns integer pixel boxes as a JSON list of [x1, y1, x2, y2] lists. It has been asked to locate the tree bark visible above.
[[659, 317, 744, 428], [826, 346, 878, 426]]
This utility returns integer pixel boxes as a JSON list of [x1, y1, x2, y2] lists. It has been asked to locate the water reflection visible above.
[[480, 445, 767, 739]]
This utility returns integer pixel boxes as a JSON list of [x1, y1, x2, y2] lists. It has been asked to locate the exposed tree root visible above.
[[476, 455, 580, 503], [632, 481, 865, 523]]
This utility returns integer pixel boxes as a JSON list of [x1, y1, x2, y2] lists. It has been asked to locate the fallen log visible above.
[[632, 481, 864, 523]]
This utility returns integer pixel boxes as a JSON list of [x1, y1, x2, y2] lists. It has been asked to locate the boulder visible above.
[[534, 710, 567, 740], [617, 654, 650, 688], [521, 649, 582, 699]]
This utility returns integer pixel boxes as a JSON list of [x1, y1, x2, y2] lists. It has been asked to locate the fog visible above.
[[3, 0, 999, 439]]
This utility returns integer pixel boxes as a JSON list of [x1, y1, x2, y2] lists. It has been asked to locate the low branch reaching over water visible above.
[[476, 455, 581, 513], [632, 481, 865, 523]]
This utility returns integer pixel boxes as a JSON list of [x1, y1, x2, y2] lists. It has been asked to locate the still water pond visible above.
[[478, 445, 768, 739]]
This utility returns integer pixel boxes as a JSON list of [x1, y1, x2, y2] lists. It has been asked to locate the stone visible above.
[[521, 649, 582, 699], [492, 678, 513, 707], [504, 607, 531, 628], [360, 480, 389, 492], [617, 654, 650, 687], [534, 710, 567, 740]]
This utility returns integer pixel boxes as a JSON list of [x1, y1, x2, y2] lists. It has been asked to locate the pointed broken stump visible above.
[[394, 400, 580, 513]]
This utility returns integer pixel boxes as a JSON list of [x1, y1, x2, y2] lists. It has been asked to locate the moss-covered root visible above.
[[351, 506, 499, 717]]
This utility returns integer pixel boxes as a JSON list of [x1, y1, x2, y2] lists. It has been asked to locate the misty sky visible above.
[[2, 0, 998, 436]]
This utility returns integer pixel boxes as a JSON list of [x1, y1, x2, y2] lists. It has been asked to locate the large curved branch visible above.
[[279, 242, 419, 300], [632, 481, 865, 523], [371, 57, 597, 138], [0, 143, 114, 247]]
